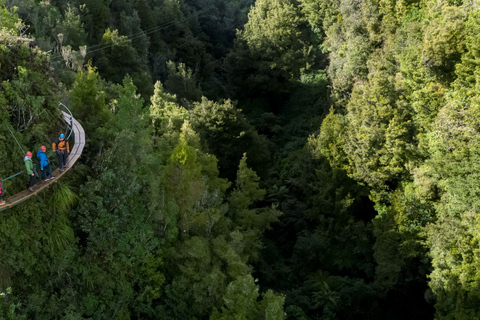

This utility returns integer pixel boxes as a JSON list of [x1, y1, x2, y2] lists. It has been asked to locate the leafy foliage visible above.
[[225, 0, 321, 101], [4, 0, 480, 318]]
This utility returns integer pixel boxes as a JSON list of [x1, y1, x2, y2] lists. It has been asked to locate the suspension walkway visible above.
[[0, 110, 85, 212]]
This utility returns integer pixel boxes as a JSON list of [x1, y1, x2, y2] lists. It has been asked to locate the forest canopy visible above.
[[0, 0, 479, 319]]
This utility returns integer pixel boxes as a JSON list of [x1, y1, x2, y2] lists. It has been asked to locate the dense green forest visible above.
[[1, 0, 480, 318]]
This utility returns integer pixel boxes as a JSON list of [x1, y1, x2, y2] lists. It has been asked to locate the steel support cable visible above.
[[59, 102, 74, 140], [51, 7, 214, 60], [50, 7, 214, 63], [7, 126, 26, 155], [3, 127, 27, 185], [50, 16, 189, 59], [1, 103, 74, 183], [0, 111, 84, 211], [9, 128, 40, 179]]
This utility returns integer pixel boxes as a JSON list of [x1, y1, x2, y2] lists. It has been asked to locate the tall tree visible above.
[[225, 0, 319, 102]]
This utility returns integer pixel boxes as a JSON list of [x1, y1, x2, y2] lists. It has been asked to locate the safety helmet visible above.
[[40, 146, 46, 151], [26, 151, 32, 157], [59, 134, 65, 139]]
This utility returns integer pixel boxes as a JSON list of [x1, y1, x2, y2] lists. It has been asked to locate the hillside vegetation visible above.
[[0, 0, 479, 319]]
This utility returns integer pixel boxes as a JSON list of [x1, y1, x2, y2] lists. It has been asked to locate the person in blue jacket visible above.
[[37, 146, 55, 181]]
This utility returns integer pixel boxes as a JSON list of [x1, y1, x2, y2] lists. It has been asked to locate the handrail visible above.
[[1, 103, 73, 183], [0, 110, 85, 211], [59, 102, 74, 140]]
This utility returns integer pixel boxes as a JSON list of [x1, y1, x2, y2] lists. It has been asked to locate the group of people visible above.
[[0, 133, 70, 206], [23, 133, 70, 192]]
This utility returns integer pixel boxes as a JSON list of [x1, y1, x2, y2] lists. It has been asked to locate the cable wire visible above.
[[7, 127, 26, 155], [1, 104, 75, 182], [50, 7, 214, 63]]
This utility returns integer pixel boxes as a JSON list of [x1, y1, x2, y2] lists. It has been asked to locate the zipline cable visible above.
[[50, 7, 214, 63], [7, 127, 26, 155], [59, 102, 74, 140], [0, 110, 85, 211], [50, 7, 214, 60], [7, 123, 43, 178], [1, 103, 74, 183], [50, 15, 191, 59], [2, 171, 24, 182], [3, 128, 27, 192]]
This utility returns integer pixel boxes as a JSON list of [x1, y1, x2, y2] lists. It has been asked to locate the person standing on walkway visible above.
[[0, 181, 5, 206], [52, 133, 69, 172], [25, 151, 35, 191], [37, 146, 55, 181]]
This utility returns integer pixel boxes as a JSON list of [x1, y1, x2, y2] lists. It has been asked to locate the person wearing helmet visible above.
[[0, 181, 5, 206], [37, 146, 54, 181], [52, 133, 69, 172], [24, 151, 35, 192]]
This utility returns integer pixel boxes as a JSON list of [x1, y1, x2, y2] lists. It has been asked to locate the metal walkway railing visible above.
[[0, 111, 85, 211]]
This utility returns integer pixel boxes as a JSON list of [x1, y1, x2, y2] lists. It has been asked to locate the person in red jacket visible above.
[[0, 181, 5, 206]]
